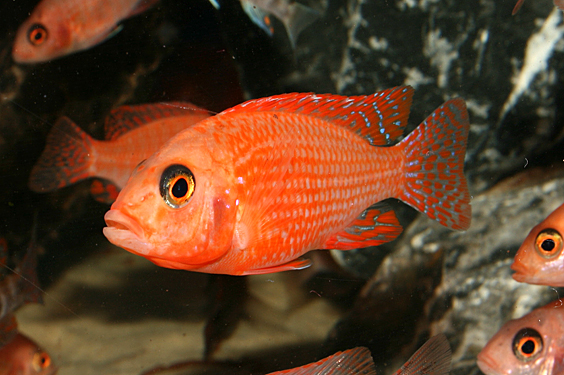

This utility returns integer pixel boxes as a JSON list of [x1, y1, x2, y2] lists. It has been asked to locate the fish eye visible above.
[[512, 328, 543, 362], [32, 351, 51, 371], [534, 228, 563, 258], [160, 164, 195, 209], [27, 24, 48, 46]]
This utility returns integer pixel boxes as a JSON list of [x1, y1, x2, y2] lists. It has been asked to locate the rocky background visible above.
[[1, 0, 564, 374]]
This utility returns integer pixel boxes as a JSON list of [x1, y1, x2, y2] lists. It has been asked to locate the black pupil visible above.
[[521, 339, 535, 354], [541, 239, 555, 251], [34, 30, 42, 40], [171, 178, 188, 198]]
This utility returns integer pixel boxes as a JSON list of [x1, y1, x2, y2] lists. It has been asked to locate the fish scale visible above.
[[103, 86, 471, 275]]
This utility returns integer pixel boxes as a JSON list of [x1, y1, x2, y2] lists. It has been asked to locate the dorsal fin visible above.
[[104, 102, 212, 140], [220, 86, 414, 145]]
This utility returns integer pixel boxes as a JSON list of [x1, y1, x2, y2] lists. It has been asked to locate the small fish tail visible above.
[[396, 334, 451, 375], [29, 116, 95, 192], [284, 2, 320, 48], [398, 98, 471, 230]]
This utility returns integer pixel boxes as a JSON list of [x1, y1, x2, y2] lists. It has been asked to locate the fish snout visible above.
[[510, 259, 531, 283], [103, 209, 153, 256]]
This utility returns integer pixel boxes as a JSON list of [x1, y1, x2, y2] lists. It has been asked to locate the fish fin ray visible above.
[[28, 116, 95, 192], [90, 179, 120, 204], [127, 0, 159, 17], [269, 347, 376, 375], [512, 0, 525, 14], [242, 257, 312, 275], [396, 334, 451, 375], [398, 98, 471, 230], [324, 202, 403, 250], [284, 2, 320, 48], [220, 86, 414, 145], [104, 102, 211, 140]]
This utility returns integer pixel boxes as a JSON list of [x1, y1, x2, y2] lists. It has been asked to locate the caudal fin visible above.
[[29, 116, 95, 192], [284, 2, 320, 48], [398, 98, 471, 230]]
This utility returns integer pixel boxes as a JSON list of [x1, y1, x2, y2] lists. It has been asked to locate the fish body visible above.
[[103, 86, 471, 275], [511, 202, 564, 286], [269, 334, 451, 375], [12, 0, 158, 63], [210, 0, 319, 48], [477, 299, 564, 375], [29, 102, 211, 203], [512, 0, 564, 14], [0, 333, 57, 375]]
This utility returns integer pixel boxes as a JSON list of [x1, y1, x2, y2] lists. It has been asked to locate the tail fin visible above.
[[284, 2, 320, 48], [396, 334, 451, 375], [29, 116, 95, 192], [398, 98, 471, 230]]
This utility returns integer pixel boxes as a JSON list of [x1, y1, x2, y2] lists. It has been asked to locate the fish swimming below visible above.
[[477, 299, 564, 375], [103, 85, 471, 275], [0, 333, 57, 375], [12, 0, 158, 63], [29, 102, 211, 204], [512, 0, 564, 14], [511, 202, 564, 286]]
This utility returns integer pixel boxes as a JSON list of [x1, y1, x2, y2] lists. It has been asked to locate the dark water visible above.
[[1, 0, 564, 374]]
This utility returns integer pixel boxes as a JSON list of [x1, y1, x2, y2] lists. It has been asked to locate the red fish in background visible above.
[[477, 299, 564, 375], [0, 333, 57, 375], [512, 0, 564, 14], [12, 0, 158, 63], [511, 202, 564, 286], [29, 102, 211, 204], [103, 86, 472, 275]]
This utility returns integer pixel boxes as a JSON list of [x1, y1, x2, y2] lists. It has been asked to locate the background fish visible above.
[[103, 85, 471, 275], [0, 333, 57, 375], [29, 102, 211, 204], [511, 202, 564, 286], [210, 0, 320, 48], [12, 0, 158, 63], [477, 299, 564, 375]]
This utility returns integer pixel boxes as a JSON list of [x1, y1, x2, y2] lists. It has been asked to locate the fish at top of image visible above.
[[12, 0, 159, 63], [28, 102, 211, 204], [511, 202, 564, 286], [209, 0, 320, 48], [512, 0, 564, 14], [477, 299, 564, 375], [103, 85, 472, 276]]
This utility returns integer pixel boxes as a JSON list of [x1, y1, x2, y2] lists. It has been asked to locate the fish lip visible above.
[[477, 352, 502, 375], [103, 209, 153, 256], [510, 260, 530, 283]]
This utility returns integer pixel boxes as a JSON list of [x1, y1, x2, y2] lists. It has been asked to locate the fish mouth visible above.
[[510, 261, 528, 282], [103, 210, 153, 256], [477, 352, 502, 375]]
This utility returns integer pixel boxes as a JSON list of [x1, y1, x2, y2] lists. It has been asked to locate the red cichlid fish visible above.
[[512, 0, 564, 14], [29, 102, 211, 204], [269, 334, 451, 375], [12, 0, 158, 63], [477, 299, 564, 375], [103, 86, 472, 276], [511, 202, 564, 286], [0, 333, 57, 375]]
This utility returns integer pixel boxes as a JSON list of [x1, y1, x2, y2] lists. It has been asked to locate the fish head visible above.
[[103, 134, 238, 270], [0, 334, 57, 375], [12, 3, 72, 63], [477, 302, 564, 375], [511, 204, 564, 286]]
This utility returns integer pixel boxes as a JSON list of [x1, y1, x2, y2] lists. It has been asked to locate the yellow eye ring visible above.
[[160, 164, 195, 209], [512, 328, 543, 362], [32, 351, 51, 371], [534, 228, 563, 259], [27, 24, 48, 46]]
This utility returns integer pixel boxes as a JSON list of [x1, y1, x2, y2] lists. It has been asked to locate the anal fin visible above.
[[324, 202, 403, 250], [242, 257, 312, 276]]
